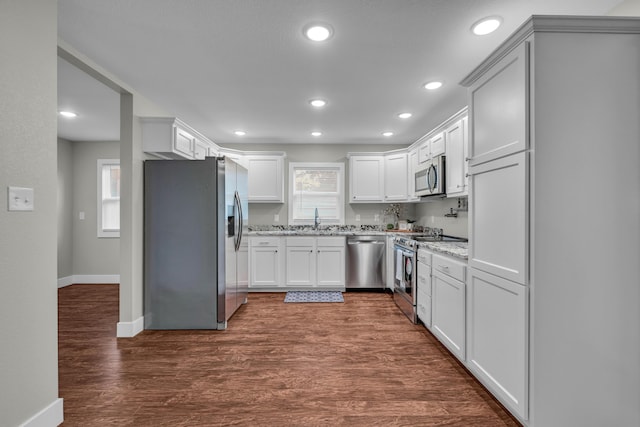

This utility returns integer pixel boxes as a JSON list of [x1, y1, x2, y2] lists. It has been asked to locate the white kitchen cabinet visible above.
[[431, 254, 466, 362], [417, 135, 430, 164], [461, 17, 640, 426], [285, 237, 316, 288], [285, 236, 345, 289], [416, 248, 433, 328], [407, 147, 420, 202], [384, 152, 408, 201], [468, 152, 527, 285], [468, 42, 528, 167], [467, 267, 528, 420], [249, 237, 284, 289], [316, 237, 346, 288], [429, 132, 445, 158], [349, 155, 384, 202], [246, 155, 285, 203], [193, 138, 208, 160], [445, 117, 468, 197], [142, 117, 201, 160]]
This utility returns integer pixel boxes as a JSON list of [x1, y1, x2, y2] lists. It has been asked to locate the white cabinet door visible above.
[[285, 245, 316, 287], [384, 152, 408, 201], [432, 269, 466, 362], [469, 42, 529, 166], [468, 152, 528, 285], [417, 288, 432, 329], [407, 148, 420, 202], [173, 126, 195, 159], [430, 132, 446, 157], [316, 245, 345, 288], [247, 155, 284, 203], [445, 118, 468, 197], [193, 139, 207, 160], [467, 267, 528, 420], [250, 238, 283, 288], [349, 155, 384, 202]]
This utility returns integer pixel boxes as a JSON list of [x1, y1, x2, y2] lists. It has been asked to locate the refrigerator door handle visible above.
[[234, 191, 242, 251], [237, 192, 243, 250]]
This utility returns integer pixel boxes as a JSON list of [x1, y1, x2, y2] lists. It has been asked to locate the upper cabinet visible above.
[[418, 131, 446, 164], [141, 117, 220, 160], [445, 116, 469, 197], [349, 154, 385, 203], [407, 147, 420, 202], [468, 43, 528, 166], [245, 154, 285, 203], [384, 152, 408, 202]]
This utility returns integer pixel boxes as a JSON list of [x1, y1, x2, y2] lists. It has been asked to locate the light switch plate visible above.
[[274, 214, 279, 222], [8, 186, 34, 211], [355, 214, 361, 221]]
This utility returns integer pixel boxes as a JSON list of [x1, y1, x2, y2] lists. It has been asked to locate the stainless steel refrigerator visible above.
[[144, 157, 248, 330]]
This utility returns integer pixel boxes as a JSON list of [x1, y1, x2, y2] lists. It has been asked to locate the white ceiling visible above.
[[57, 0, 622, 145]]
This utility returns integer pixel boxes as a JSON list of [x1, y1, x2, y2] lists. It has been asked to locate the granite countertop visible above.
[[418, 241, 468, 260], [248, 225, 424, 237]]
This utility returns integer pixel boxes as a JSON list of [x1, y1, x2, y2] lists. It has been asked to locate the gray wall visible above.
[[224, 142, 417, 226], [72, 141, 120, 276], [0, 1, 60, 425], [58, 138, 74, 278]]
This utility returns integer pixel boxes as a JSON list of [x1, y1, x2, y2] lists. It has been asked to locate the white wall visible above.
[[414, 198, 468, 238], [0, 1, 62, 426], [223, 142, 417, 226], [608, 0, 640, 15]]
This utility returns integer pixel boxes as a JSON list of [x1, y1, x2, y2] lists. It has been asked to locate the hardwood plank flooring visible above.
[[59, 285, 520, 426]]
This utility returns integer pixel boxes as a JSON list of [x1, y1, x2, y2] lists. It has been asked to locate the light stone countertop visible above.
[[418, 241, 468, 260]]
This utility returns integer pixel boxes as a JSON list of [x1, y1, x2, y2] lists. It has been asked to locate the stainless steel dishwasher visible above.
[[346, 235, 386, 289]]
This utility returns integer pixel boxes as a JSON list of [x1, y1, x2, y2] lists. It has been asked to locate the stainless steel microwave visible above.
[[415, 155, 446, 197]]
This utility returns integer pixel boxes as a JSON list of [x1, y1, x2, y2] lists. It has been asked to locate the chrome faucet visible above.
[[314, 207, 320, 229]]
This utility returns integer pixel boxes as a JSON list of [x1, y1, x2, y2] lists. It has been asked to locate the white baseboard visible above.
[[20, 398, 63, 427], [57, 274, 120, 288], [117, 316, 144, 338]]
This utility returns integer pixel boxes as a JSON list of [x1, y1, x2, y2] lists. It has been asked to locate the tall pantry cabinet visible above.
[[461, 16, 640, 427]]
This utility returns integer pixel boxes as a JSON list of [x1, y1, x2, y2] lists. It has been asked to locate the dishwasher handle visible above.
[[347, 240, 385, 245]]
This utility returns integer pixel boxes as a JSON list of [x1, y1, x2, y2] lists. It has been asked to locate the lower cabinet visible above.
[[285, 236, 345, 290], [416, 249, 433, 328], [249, 237, 284, 289], [431, 254, 466, 362], [466, 267, 528, 420]]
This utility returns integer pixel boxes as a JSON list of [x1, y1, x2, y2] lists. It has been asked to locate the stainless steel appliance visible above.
[[144, 157, 248, 330], [415, 155, 446, 197], [346, 235, 386, 289], [393, 236, 417, 323]]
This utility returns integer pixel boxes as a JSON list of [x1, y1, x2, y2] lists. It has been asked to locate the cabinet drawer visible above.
[[417, 249, 432, 266], [251, 237, 280, 247], [417, 288, 432, 328], [285, 237, 315, 247], [317, 236, 345, 247], [417, 261, 431, 296], [432, 254, 466, 282]]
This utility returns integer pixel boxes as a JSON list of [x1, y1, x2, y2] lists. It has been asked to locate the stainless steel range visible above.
[[393, 236, 418, 323]]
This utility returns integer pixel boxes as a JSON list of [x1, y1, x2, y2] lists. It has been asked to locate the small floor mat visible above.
[[284, 291, 344, 303]]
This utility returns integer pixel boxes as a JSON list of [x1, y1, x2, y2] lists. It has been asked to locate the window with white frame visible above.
[[97, 159, 120, 238], [288, 162, 344, 226]]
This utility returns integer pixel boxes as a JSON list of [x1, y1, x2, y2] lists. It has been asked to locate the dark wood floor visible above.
[[58, 285, 520, 426]]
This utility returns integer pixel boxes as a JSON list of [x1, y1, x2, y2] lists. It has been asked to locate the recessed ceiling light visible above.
[[398, 112, 412, 119], [234, 130, 246, 136], [303, 23, 333, 42], [423, 81, 443, 90], [59, 111, 77, 118], [309, 99, 327, 108], [382, 131, 394, 137], [311, 131, 322, 137], [471, 16, 502, 36]]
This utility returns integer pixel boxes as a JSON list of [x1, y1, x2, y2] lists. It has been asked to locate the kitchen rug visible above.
[[284, 291, 344, 303]]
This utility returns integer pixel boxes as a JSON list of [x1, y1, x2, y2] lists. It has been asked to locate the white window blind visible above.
[[289, 162, 344, 225], [98, 159, 120, 237]]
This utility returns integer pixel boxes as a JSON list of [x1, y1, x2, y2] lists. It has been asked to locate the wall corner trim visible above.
[[117, 316, 144, 338], [19, 398, 63, 427]]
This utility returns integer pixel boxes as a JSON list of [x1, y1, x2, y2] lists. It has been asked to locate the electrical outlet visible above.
[[374, 214, 380, 222], [8, 186, 34, 211], [79, 211, 85, 220], [274, 214, 279, 222], [355, 214, 361, 221]]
